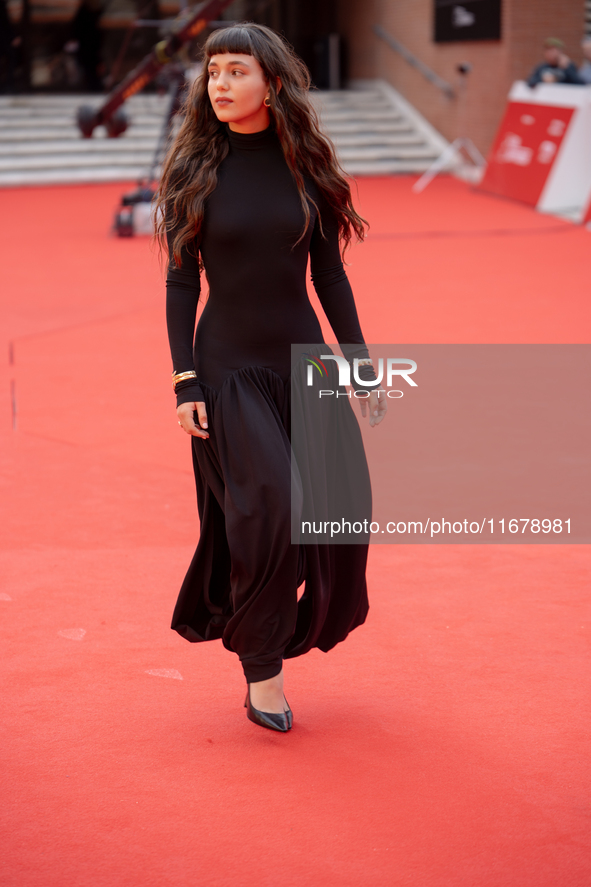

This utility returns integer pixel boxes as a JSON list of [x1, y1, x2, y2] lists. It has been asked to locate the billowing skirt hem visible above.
[[171, 359, 370, 664]]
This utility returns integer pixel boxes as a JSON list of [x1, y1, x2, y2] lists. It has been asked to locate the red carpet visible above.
[[1, 177, 590, 886]]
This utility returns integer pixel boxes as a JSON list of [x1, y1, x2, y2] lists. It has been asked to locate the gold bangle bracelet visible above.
[[357, 358, 373, 366], [172, 370, 197, 390]]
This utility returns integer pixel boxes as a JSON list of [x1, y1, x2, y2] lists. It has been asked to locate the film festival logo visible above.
[[304, 354, 418, 398]]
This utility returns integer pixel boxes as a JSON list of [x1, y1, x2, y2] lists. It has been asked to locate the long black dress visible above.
[[166, 122, 372, 683]]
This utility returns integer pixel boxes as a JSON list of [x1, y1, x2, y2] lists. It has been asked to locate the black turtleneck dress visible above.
[[166, 123, 372, 683]]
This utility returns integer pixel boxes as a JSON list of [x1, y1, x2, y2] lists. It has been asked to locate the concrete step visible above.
[[0, 127, 163, 141], [320, 121, 416, 134], [316, 102, 399, 114], [0, 104, 165, 116], [332, 133, 431, 148], [0, 116, 164, 129], [0, 93, 169, 108], [311, 91, 385, 104], [0, 167, 148, 186], [0, 153, 154, 171], [315, 109, 407, 124], [342, 160, 434, 174], [336, 145, 438, 161], [0, 138, 165, 156]]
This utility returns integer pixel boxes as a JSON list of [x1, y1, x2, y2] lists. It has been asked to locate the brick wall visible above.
[[337, 0, 586, 155]]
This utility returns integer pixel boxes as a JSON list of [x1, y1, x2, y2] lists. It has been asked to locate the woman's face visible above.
[[207, 52, 270, 133]]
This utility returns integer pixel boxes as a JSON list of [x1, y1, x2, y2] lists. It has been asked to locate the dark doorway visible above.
[[239, 0, 340, 87]]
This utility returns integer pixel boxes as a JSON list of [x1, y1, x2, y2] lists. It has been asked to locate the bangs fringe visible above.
[[205, 26, 255, 57]]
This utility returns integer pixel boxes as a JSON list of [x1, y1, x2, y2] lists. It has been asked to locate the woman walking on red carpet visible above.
[[156, 23, 386, 732]]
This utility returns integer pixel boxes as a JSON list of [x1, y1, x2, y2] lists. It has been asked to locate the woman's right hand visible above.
[[177, 401, 209, 438]]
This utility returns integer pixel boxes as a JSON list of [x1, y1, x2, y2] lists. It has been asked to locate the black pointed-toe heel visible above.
[[244, 690, 292, 730], [244, 686, 290, 733]]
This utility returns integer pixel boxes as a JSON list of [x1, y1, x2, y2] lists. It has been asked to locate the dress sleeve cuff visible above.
[[174, 378, 205, 407], [338, 344, 378, 391]]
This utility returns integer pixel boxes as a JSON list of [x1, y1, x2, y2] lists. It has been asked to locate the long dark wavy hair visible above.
[[155, 22, 367, 268]]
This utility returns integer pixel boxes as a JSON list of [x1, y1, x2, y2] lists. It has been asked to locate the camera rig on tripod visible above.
[[75, 0, 234, 236], [76, 0, 234, 139]]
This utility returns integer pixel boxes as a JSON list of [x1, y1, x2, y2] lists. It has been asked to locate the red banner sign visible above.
[[479, 102, 574, 206]]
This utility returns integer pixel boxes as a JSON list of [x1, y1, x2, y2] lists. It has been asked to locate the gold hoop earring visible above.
[[264, 96, 271, 107]]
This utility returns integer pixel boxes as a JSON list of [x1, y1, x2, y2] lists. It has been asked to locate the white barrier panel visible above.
[[479, 82, 591, 220]]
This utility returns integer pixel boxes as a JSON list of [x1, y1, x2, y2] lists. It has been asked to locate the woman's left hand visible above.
[[359, 388, 387, 427]]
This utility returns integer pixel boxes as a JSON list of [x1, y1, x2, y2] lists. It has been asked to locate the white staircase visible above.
[[0, 92, 171, 186], [0, 80, 448, 187], [311, 79, 449, 175]]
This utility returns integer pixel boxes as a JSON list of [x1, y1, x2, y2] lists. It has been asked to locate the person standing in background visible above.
[[527, 38, 584, 87]]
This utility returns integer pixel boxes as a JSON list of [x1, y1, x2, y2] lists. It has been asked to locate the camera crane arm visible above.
[[77, 0, 234, 138]]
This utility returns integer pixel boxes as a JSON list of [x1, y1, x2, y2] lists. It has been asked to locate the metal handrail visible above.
[[373, 24, 455, 99]]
